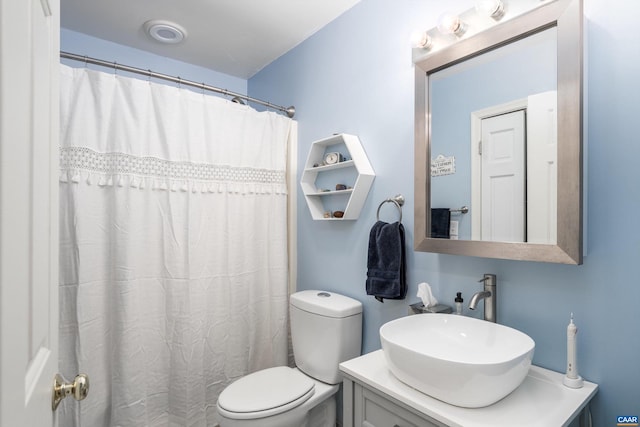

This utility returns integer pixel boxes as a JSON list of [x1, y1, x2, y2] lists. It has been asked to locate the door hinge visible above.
[[478, 140, 482, 155]]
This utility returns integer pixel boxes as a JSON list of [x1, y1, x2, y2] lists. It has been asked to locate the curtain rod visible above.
[[60, 51, 295, 118]]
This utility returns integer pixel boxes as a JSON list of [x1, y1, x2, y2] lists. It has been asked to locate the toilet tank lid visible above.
[[290, 290, 362, 318]]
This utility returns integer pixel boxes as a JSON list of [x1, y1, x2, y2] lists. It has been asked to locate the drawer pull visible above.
[[361, 423, 400, 427]]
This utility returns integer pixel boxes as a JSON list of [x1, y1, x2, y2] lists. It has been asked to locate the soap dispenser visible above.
[[455, 292, 464, 315]]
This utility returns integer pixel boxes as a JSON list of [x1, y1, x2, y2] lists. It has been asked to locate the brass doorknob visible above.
[[52, 373, 89, 411]]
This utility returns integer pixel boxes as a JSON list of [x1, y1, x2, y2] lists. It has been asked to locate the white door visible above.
[[526, 91, 557, 244], [0, 0, 60, 426], [480, 110, 526, 242]]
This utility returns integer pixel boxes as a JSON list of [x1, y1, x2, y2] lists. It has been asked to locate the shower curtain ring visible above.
[[83, 55, 88, 68], [113, 61, 117, 75]]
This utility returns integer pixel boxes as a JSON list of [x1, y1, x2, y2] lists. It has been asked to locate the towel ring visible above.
[[376, 194, 405, 223]]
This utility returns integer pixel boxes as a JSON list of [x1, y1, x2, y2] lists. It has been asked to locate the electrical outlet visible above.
[[450, 220, 459, 240]]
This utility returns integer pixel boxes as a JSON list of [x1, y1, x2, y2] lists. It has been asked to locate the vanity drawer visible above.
[[355, 386, 442, 427]]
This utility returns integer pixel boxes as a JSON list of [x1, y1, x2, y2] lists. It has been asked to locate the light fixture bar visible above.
[[412, 0, 560, 62]]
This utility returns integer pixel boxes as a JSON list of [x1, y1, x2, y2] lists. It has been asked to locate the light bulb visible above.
[[437, 13, 465, 36], [475, 0, 505, 19], [410, 30, 433, 49]]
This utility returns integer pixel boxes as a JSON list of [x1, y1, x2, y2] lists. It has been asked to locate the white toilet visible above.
[[216, 290, 363, 427]]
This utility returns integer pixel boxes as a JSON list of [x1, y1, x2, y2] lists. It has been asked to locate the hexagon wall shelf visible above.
[[301, 134, 375, 220]]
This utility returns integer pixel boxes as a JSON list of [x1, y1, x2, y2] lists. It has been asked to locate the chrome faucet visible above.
[[469, 274, 496, 323]]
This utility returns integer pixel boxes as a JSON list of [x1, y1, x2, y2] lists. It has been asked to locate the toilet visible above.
[[216, 290, 363, 427]]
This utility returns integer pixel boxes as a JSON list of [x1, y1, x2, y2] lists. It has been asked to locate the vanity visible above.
[[340, 350, 598, 427]]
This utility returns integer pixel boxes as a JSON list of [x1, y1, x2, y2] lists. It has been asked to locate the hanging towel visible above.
[[366, 221, 407, 303], [431, 208, 451, 239]]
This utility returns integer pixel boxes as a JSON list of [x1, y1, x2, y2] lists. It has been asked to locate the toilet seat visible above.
[[217, 366, 315, 420]]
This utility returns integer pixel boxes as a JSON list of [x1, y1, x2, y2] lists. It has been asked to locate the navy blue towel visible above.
[[431, 208, 451, 239], [366, 221, 407, 303]]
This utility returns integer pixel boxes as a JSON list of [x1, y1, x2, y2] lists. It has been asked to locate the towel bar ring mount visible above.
[[376, 194, 404, 223]]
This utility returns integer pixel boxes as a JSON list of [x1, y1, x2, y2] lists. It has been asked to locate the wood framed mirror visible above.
[[414, 0, 583, 264]]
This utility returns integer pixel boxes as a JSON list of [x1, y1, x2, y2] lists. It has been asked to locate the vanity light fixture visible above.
[[412, 0, 560, 63], [410, 30, 433, 49], [475, 0, 506, 20], [144, 20, 187, 44], [437, 13, 466, 36]]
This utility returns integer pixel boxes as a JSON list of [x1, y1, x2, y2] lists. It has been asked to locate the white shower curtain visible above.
[[58, 64, 294, 427]]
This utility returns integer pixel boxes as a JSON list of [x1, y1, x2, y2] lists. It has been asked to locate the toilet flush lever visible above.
[[52, 373, 90, 411]]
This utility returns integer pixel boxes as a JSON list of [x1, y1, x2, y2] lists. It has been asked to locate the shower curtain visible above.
[[58, 64, 294, 427]]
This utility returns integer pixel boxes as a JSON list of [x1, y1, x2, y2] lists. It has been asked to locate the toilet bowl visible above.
[[216, 290, 363, 427]]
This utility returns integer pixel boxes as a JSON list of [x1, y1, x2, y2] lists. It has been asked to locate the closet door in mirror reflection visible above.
[[479, 110, 526, 242]]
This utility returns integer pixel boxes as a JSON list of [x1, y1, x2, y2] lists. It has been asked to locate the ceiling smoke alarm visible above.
[[144, 20, 187, 44]]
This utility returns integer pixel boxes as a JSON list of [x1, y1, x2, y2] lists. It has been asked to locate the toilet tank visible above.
[[290, 290, 363, 385]]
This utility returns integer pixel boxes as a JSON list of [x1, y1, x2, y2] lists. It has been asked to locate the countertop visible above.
[[339, 350, 598, 427]]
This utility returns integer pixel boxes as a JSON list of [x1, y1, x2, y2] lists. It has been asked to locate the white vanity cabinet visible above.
[[340, 350, 598, 427], [347, 380, 445, 427]]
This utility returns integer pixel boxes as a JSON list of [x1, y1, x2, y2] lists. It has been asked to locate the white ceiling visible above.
[[61, 0, 361, 79]]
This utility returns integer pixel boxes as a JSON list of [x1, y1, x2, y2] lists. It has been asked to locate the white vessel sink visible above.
[[380, 314, 535, 408]]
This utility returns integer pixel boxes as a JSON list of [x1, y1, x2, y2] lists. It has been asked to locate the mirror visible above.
[[414, 0, 583, 264]]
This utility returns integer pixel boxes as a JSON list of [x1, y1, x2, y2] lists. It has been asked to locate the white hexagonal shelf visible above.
[[301, 134, 375, 220]]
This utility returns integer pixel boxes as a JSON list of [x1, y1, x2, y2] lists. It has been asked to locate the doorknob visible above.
[[52, 373, 89, 410]]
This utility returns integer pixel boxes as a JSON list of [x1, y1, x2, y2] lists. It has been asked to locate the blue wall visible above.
[[61, 28, 247, 95], [249, 0, 640, 425]]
